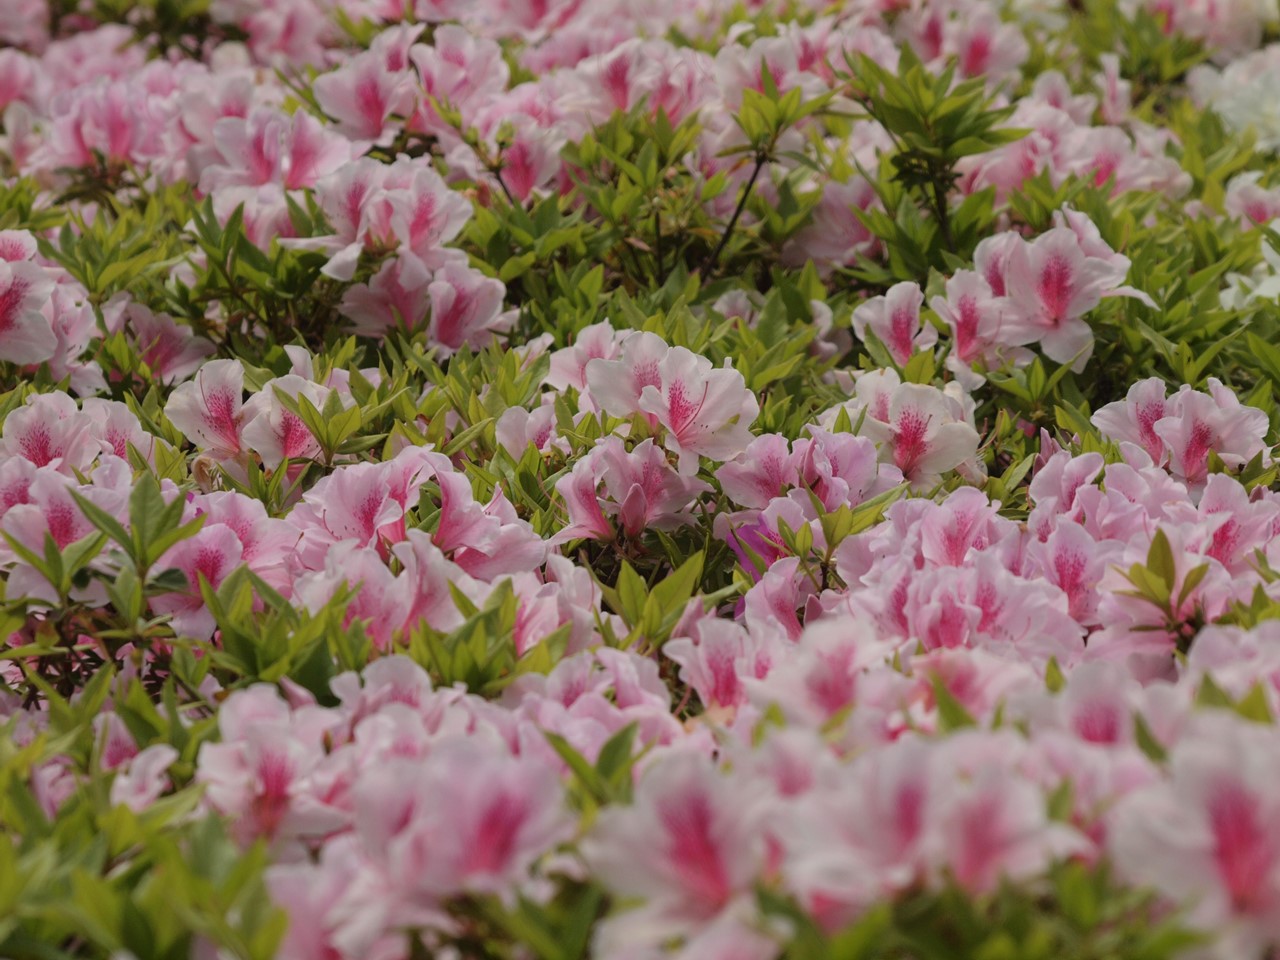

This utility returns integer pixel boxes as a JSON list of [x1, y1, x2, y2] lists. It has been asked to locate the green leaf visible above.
[[1044, 657, 1065, 693], [1145, 529, 1177, 597], [595, 723, 638, 788], [615, 562, 648, 628], [931, 674, 977, 731]]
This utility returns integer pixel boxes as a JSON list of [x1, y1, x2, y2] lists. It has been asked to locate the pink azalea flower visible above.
[[782, 736, 931, 924], [30, 79, 163, 175], [930, 268, 1030, 387], [0, 392, 97, 474], [1163, 473, 1280, 574], [189, 490, 299, 596], [307, 155, 472, 280], [38, 25, 147, 87], [268, 840, 372, 960], [0, 254, 56, 365], [1031, 71, 1098, 124], [408, 25, 509, 137], [717, 434, 801, 510], [924, 558, 1085, 666], [0, 228, 37, 262], [290, 462, 404, 569], [1026, 660, 1145, 747], [796, 428, 901, 513], [922, 736, 1087, 894], [743, 615, 895, 725], [339, 251, 433, 338], [495, 403, 560, 458], [108, 301, 216, 384], [295, 543, 413, 650], [164, 358, 247, 461], [917, 486, 1007, 567], [39, 283, 104, 397], [350, 739, 572, 899], [109, 744, 178, 813], [1091, 377, 1171, 464], [861, 381, 981, 489], [554, 450, 615, 543], [82, 398, 156, 464], [151, 523, 245, 639], [381, 155, 474, 261], [1154, 381, 1271, 486], [912, 647, 1042, 725], [196, 684, 344, 846], [241, 374, 338, 469], [211, 182, 297, 249], [583, 330, 668, 416], [95, 712, 139, 771], [940, 6, 1029, 81], [645, 358, 752, 473], [1026, 448, 1105, 541], [454, 494, 548, 582], [590, 337, 759, 474], [973, 231, 1023, 298], [743, 551, 821, 641], [665, 619, 781, 715], [201, 107, 352, 193], [1, 471, 118, 605], [426, 260, 512, 356], [1002, 227, 1139, 370], [546, 321, 630, 394], [596, 436, 712, 537], [0, 8, 46, 57], [1110, 716, 1280, 953], [314, 49, 416, 142], [391, 529, 478, 633], [1025, 518, 1116, 624], [851, 281, 937, 367], [1225, 172, 1280, 226], [495, 116, 566, 202], [956, 101, 1064, 202], [582, 753, 767, 943], [174, 68, 264, 186], [780, 176, 881, 274]]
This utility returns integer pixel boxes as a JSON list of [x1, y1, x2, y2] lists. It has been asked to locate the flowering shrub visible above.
[[5, 0, 1280, 958]]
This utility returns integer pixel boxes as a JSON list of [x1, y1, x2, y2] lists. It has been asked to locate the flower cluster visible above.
[[5, 0, 1280, 959]]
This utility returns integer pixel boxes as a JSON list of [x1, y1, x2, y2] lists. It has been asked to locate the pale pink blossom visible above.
[[110, 744, 179, 812], [1001, 227, 1147, 370], [587, 335, 759, 473], [0, 255, 56, 365], [109, 301, 216, 384], [546, 321, 630, 393], [164, 358, 247, 461], [717, 434, 801, 510], [1111, 716, 1280, 955], [0, 392, 96, 474], [241, 375, 338, 469], [409, 25, 510, 136], [314, 49, 415, 142], [859, 380, 981, 489], [1225, 171, 1280, 225], [851, 281, 937, 366], [426, 261, 512, 356], [592, 436, 711, 538], [339, 252, 433, 338], [201, 106, 352, 194], [582, 753, 767, 944], [151, 523, 245, 639]]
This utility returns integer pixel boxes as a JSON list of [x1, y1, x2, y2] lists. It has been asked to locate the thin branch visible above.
[[702, 151, 767, 275], [653, 208, 666, 287]]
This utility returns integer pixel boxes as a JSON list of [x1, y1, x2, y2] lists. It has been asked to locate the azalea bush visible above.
[[6, 0, 1280, 957]]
